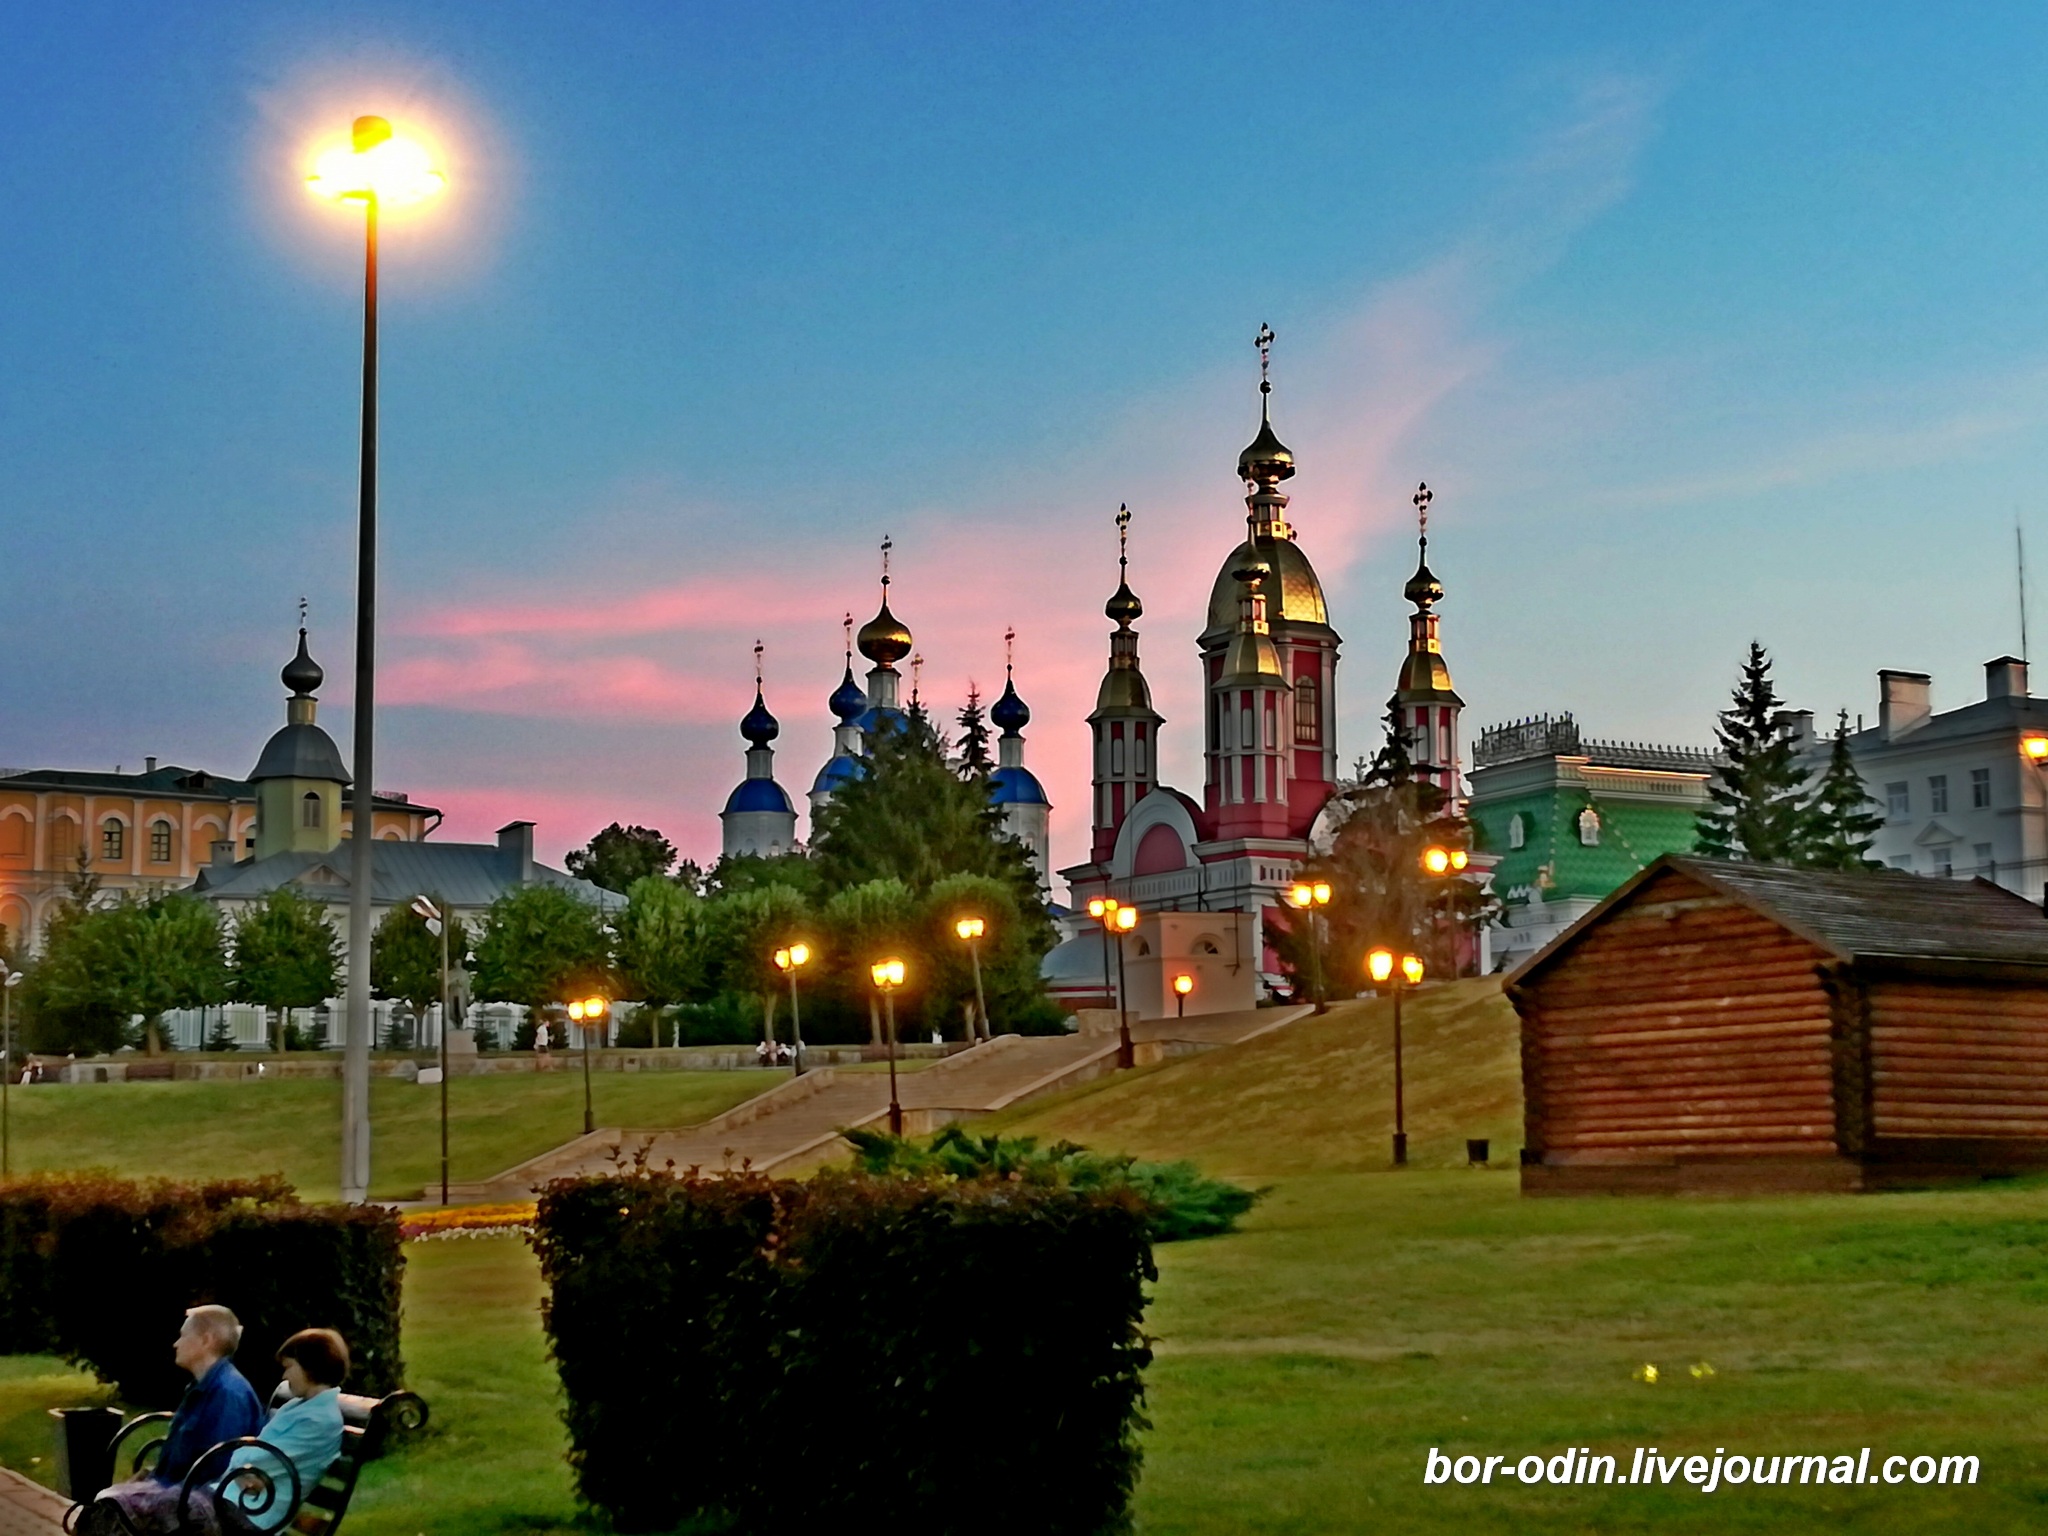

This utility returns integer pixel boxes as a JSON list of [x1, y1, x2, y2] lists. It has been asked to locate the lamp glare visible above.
[[1367, 949, 1395, 984]]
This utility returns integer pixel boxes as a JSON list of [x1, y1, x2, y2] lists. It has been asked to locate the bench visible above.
[[64, 1389, 428, 1535]]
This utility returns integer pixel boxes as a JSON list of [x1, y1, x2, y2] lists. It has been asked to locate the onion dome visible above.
[[829, 665, 868, 722], [740, 689, 779, 745], [1105, 580, 1143, 628], [857, 601, 913, 667], [281, 629, 324, 696], [1404, 554, 1444, 611], [990, 765, 1049, 806], [1238, 413, 1296, 485], [990, 677, 1031, 734], [812, 753, 864, 796], [722, 778, 795, 816]]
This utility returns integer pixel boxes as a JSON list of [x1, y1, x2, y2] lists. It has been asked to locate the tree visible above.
[[472, 884, 613, 1046], [706, 851, 824, 903], [820, 879, 921, 1044], [919, 872, 1059, 1037], [20, 899, 127, 1057], [372, 894, 472, 1041], [700, 885, 813, 1043], [566, 824, 677, 894], [612, 876, 708, 1046], [1803, 711, 1885, 871], [103, 893, 230, 1055], [231, 888, 342, 1054], [1694, 643, 1812, 864], [955, 687, 992, 777]]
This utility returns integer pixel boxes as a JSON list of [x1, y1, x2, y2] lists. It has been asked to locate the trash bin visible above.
[[50, 1406, 122, 1500]]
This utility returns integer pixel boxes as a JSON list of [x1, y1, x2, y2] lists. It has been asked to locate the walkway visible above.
[[0, 1466, 67, 1536], [448, 1005, 1308, 1200]]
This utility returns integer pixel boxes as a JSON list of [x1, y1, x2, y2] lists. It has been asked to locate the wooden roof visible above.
[[1511, 854, 2048, 984]]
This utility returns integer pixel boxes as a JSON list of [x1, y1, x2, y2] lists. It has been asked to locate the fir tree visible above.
[[1366, 695, 1418, 790], [1694, 642, 1811, 863], [1802, 711, 1885, 870], [956, 687, 993, 778]]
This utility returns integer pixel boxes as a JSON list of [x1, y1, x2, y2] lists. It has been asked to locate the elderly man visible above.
[[77, 1304, 266, 1534]]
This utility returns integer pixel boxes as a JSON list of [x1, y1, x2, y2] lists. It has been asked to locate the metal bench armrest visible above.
[[107, 1411, 176, 1479], [176, 1436, 302, 1530]]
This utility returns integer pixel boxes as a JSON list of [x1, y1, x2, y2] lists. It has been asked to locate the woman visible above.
[[211, 1329, 350, 1533]]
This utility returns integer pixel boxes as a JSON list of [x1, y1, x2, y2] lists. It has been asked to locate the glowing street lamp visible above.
[[1421, 846, 1469, 876], [2025, 736, 2048, 763], [308, 115, 446, 1205], [1091, 901, 1140, 1069], [1367, 948, 1425, 1166], [772, 943, 811, 1074], [566, 995, 610, 1136], [1172, 972, 1194, 1019], [0, 964, 20, 1178], [870, 958, 907, 1135], [1286, 879, 1334, 1013], [409, 896, 452, 1204], [954, 916, 990, 1042]]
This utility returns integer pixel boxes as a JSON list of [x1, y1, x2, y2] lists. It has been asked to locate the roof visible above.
[[1513, 853, 2048, 986], [1203, 534, 1328, 635], [722, 778, 795, 816], [811, 753, 863, 795], [250, 722, 351, 784], [989, 765, 1049, 806], [0, 764, 429, 815], [190, 840, 618, 910]]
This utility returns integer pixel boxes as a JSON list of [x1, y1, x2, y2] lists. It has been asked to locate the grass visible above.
[[4, 978, 2043, 1531], [0, 1069, 778, 1202]]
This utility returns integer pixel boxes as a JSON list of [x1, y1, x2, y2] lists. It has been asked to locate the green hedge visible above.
[[0, 1174, 405, 1407], [534, 1169, 1155, 1535]]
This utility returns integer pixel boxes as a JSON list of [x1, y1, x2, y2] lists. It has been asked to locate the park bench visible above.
[[63, 1388, 428, 1535]]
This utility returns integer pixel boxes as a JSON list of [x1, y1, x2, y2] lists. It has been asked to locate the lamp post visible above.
[[0, 965, 20, 1178], [1086, 897, 1115, 1018], [773, 944, 811, 1074], [954, 917, 989, 1042], [409, 897, 451, 1205], [1172, 972, 1193, 1019], [1368, 948, 1425, 1166], [308, 116, 445, 1205], [1287, 880, 1333, 1013], [567, 995, 609, 1136], [870, 958, 906, 1135], [1090, 901, 1139, 1069]]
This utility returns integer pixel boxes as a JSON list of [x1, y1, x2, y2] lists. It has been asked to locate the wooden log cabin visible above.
[[1509, 854, 2048, 1193]]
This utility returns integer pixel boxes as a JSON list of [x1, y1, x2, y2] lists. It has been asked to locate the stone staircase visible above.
[[445, 1005, 1308, 1201]]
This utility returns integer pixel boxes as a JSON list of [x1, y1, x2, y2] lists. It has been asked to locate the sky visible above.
[[7, 3, 2048, 878]]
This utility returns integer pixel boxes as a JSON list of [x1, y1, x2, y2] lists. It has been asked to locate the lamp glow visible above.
[[1367, 949, 1395, 985], [567, 1000, 585, 1022], [871, 958, 905, 989], [1087, 898, 1107, 919], [1289, 882, 1313, 907], [1115, 905, 1138, 932], [955, 917, 985, 940], [1450, 850, 1469, 871], [1401, 955, 1425, 986], [1173, 974, 1194, 996], [308, 117, 446, 206], [2027, 737, 2048, 762], [1312, 881, 1332, 905], [1422, 846, 1450, 875]]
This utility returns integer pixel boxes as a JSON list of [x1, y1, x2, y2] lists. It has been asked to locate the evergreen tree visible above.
[[203, 1010, 240, 1053], [1366, 694, 1417, 789], [566, 823, 677, 893], [231, 888, 342, 1053], [955, 687, 993, 777], [1694, 642, 1812, 863], [1802, 711, 1885, 870]]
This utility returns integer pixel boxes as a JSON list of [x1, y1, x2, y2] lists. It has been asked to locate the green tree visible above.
[[1694, 643, 1812, 863], [472, 884, 614, 1046], [706, 851, 824, 902], [819, 878, 920, 1044], [955, 687, 993, 777], [920, 872, 1058, 1037], [612, 876, 708, 1046], [231, 888, 342, 1053], [1802, 711, 1885, 871], [565, 824, 677, 893], [19, 897, 126, 1057], [700, 885, 812, 1043], [372, 895, 471, 1042], [103, 893, 230, 1054]]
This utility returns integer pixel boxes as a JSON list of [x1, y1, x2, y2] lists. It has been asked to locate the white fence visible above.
[[154, 1000, 642, 1052]]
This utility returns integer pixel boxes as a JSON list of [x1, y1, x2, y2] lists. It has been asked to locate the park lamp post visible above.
[[772, 943, 811, 1075], [308, 116, 446, 1206], [870, 958, 907, 1136], [0, 964, 20, 1178], [1368, 948, 1425, 1167], [408, 897, 452, 1205], [954, 917, 989, 1042], [566, 995, 609, 1137], [1172, 972, 1193, 1019], [1094, 902, 1139, 1069], [1286, 880, 1333, 1013]]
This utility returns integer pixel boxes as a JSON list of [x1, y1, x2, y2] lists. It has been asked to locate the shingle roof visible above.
[[190, 840, 619, 911]]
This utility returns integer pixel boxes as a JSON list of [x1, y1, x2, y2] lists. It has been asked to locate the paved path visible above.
[[0, 1466, 68, 1536], [449, 1006, 1308, 1200]]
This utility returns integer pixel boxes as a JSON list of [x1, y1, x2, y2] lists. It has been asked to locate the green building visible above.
[[1468, 715, 1718, 969]]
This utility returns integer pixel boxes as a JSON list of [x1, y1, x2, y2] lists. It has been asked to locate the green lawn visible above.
[[0, 1069, 778, 1202], [4, 981, 2042, 1531]]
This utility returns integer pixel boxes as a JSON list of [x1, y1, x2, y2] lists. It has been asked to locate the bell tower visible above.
[[1393, 482, 1465, 801], [1089, 505, 1164, 862]]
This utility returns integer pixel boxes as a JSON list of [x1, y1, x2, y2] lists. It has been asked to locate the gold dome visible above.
[[857, 601, 913, 667], [1204, 537, 1328, 634], [1237, 415, 1296, 484], [1397, 648, 1462, 703], [1094, 665, 1156, 714]]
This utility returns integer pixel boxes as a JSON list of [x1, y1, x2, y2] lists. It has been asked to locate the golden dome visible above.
[[1237, 414, 1296, 484], [1397, 648, 1462, 703], [857, 601, 913, 667], [1204, 537, 1328, 634], [1094, 665, 1155, 714]]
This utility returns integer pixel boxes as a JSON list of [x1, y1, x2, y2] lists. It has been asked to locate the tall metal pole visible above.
[[582, 1011, 596, 1136], [1391, 978, 1408, 1167], [1311, 908, 1326, 1014], [2, 975, 12, 1180], [1113, 928, 1133, 1070], [786, 969, 804, 1076], [341, 191, 380, 1204], [883, 990, 902, 1136], [437, 918, 449, 1206], [967, 937, 988, 1042]]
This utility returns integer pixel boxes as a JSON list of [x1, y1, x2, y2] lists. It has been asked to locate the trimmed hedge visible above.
[[0, 1174, 405, 1407], [534, 1168, 1156, 1535]]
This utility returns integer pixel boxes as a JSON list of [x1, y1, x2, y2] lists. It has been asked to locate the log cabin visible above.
[[1508, 854, 2048, 1193]]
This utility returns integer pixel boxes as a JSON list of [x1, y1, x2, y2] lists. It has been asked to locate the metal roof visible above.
[[190, 840, 619, 911]]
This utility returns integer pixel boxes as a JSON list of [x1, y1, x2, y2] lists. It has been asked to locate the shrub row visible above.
[[533, 1168, 1156, 1535], [0, 1173, 405, 1407]]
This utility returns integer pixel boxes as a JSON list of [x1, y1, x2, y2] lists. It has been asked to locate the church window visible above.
[[149, 822, 173, 863], [1972, 768, 1991, 808], [301, 792, 324, 829], [1136, 733, 1148, 774], [1111, 737, 1127, 775], [1928, 775, 1948, 814], [101, 819, 124, 862], [1295, 676, 1320, 744], [1577, 808, 1600, 846], [1508, 813, 1526, 850], [1264, 702, 1276, 750], [1239, 708, 1254, 750], [1439, 721, 1452, 765]]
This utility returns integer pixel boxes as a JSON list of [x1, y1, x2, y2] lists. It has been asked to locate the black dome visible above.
[[990, 676, 1030, 733], [282, 630, 324, 696]]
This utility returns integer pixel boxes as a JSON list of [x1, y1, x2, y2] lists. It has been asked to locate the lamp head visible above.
[[1115, 905, 1138, 932], [1450, 849, 1469, 871], [1367, 948, 1395, 984], [1173, 973, 1194, 996], [955, 917, 984, 941], [409, 895, 440, 921], [789, 942, 811, 968], [872, 957, 905, 989], [1087, 897, 1107, 919], [1422, 846, 1450, 876], [567, 1000, 586, 1022], [308, 117, 446, 207], [773, 948, 791, 972], [1401, 955, 1425, 986], [1288, 883, 1312, 908], [1, 973, 17, 990], [1312, 881, 1332, 905], [2027, 736, 2048, 762]]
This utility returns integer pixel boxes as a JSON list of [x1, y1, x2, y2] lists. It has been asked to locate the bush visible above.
[[0, 1173, 405, 1407], [533, 1168, 1155, 1535]]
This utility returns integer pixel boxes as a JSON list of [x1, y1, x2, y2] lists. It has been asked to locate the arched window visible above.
[[1239, 708, 1254, 750], [1577, 808, 1601, 846], [301, 792, 323, 829], [1264, 702, 1277, 750], [1508, 813, 1526, 850], [149, 821, 174, 863], [1294, 675, 1320, 744], [101, 819, 124, 862], [1110, 736, 1127, 775], [0, 816, 27, 858]]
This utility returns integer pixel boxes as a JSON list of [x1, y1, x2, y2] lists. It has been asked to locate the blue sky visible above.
[[6, 3, 2047, 873]]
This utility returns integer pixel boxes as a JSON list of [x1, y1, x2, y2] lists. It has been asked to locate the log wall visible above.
[[1867, 980, 2048, 1145]]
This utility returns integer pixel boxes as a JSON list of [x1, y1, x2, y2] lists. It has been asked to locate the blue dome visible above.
[[828, 667, 868, 722], [990, 677, 1030, 734], [989, 765, 1049, 806], [722, 777, 795, 816], [740, 689, 779, 746], [811, 753, 865, 795], [855, 705, 908, 737]]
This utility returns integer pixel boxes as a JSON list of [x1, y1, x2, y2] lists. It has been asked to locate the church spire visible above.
[[1089, 503, 1162, 862], [1238, 324, 1296, 539], [1393, 481, 1464, 802]]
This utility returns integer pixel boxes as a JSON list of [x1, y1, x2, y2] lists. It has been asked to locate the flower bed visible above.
[[400, 1203, 537, 1241]]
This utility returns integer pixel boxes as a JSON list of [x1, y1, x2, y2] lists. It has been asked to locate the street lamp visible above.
[[0, 965, 21, 1178], [953, 917, 989, 1042], [1420, 846, 1469, 876], [1086, 896, 1116, 1020], [308, 115, 446, 1205], [772, 943, 811, 1075], [409, 896, 451, 1205], [566, 995, 609, 1136], [1172, 972, 1193, 1019], [870, 958, 907, 1136], [1286, 880, 1333, 1013], [1090, 901, 1140, 1069], [1367, 948, 1424, 1166]]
